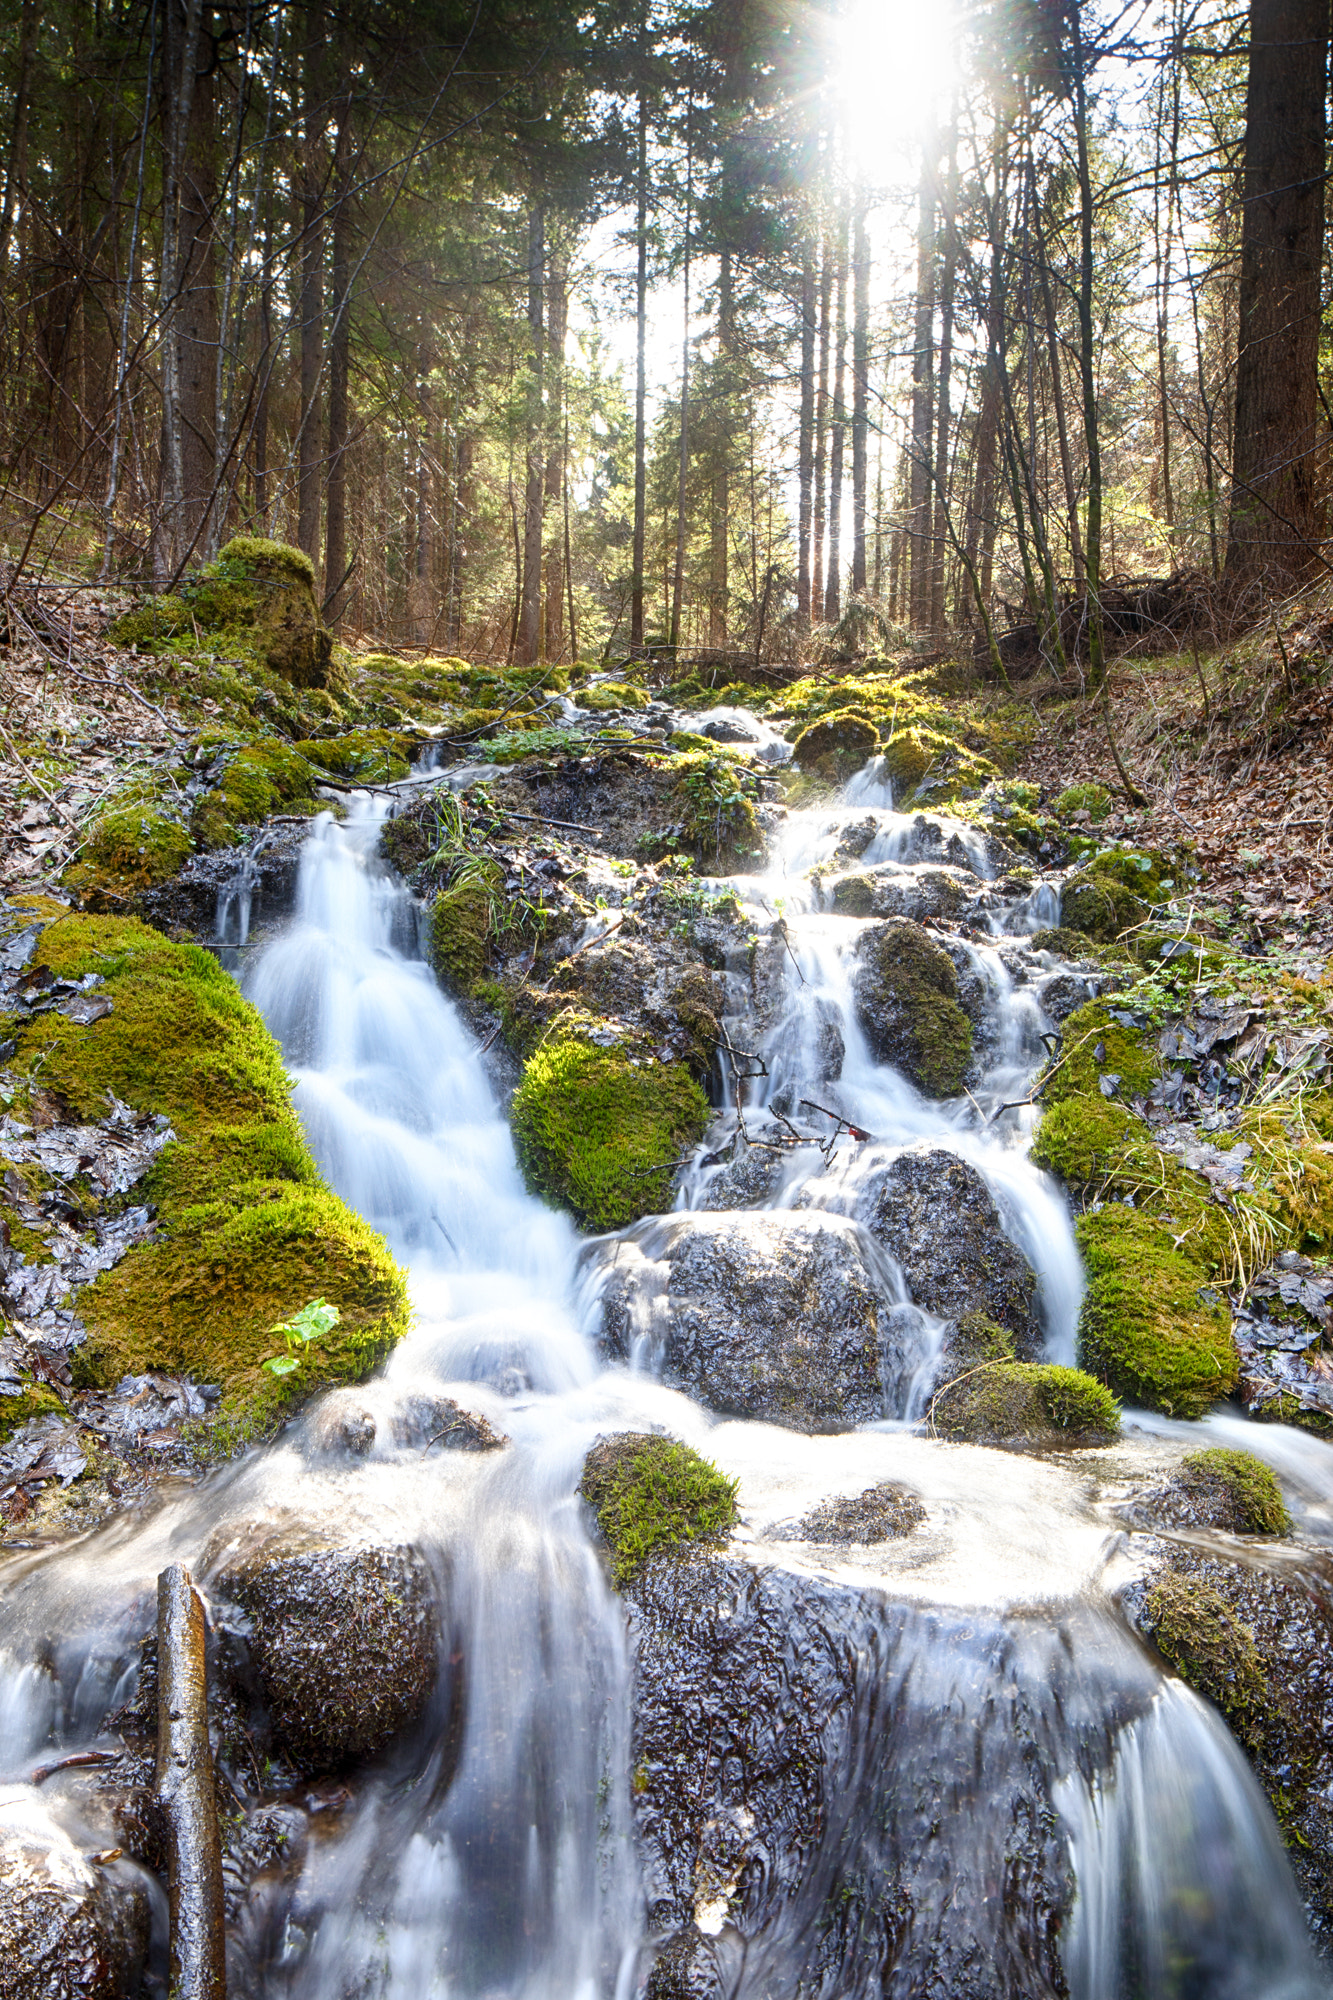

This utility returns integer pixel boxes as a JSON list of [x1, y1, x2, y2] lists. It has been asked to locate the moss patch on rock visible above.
[[1076, 1206, 1236, 1417], [1179, 1447, 1291, 1535], [64, 801, 193, 907], [292, 729, 415, 784], [0, 1384, 67, 1441], [428, 863, 502, 996], [191, 737, 323, 849], [579, 1431, 738, 1587], [791, 709, 878, 784], [1141, 1571, 1267, 1748], [110, 537, 334, 688], [12, 915, 407, 1436], [512, 1025, 710, 1231], [853, 918, 973, 1096], [930, 1360, 1119, 1445]]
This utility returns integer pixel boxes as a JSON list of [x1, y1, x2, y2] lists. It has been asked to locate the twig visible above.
[[0, 714, 79, 827], [553, 914, 623, 969], [155, 1563, 226, 2000], [498, 809, 605, 836], [775, 915, 806, 985], [31, 1749, 118, 1785], [798, 1098, 873, 1142]]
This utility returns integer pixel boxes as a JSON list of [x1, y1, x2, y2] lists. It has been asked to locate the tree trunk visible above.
[[0, 0, 38, 275], [252, 197, 274, 528], [1225, 0, 1328, 582], [631, 54, 649, 648], [823, 206, 849, 624], [1032, 154, 1084, 590], [851, 193, 870, 596], [908, 141, 937, 628], [796, 245, 816, 632], [930, 124, 957, 636], [297, 3, 324, 574], [670, 95, 693, 651], [323, 100, 353, 623], [157, 0, 218, 577], [811, 237, 832, 621], [708, 248, 732, 645], [1069, 2, 1106, 681], [544, 250, 568, 661], [517, 204, 545, 663]]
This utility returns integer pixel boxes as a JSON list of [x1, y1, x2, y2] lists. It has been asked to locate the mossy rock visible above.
[[1052, 782, 1113, 820], [191, 737, 322, 849], [0, 1384, 67, 1441], [830, 872, 878, 916], [1178, 1448, 1291, 1535], [1139, 1572, 1267, 1749], [1042, 998, 1160, 1109], [579, 1431, 738, 1588], [512, 1028, 710, 1231], [791, 709, 878, 784], [14, 916, 407, 1436], [1060, 870, 1149, 942], [853, 919, 973, 1097], [576, 680, 649, 713], [881, 726, 932, 801], [110, 537, 333, 689], [931, 1360, 1119, 1445], [1076, 1205, 1237, 1418], [292, 729, 415, 784], [429, 866, 501, 995], [64, 803, 192, 907]]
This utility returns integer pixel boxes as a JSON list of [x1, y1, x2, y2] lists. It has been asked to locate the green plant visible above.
[[262, 1298, 342, 1378]]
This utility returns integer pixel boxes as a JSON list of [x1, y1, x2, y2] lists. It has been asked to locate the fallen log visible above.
[[156, 1562, 227, 2000]]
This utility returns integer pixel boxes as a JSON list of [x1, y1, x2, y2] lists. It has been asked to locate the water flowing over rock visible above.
[[591, 1211, 914, 1430], [852, 919, 974, 1097], [0, 1789, 151, 2000]]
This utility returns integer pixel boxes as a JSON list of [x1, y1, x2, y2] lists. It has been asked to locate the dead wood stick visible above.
[[31, 1749, 118, 1784], [156, 1563, 226, 2000]]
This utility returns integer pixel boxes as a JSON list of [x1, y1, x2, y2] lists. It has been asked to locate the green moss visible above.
[[429, 865, 502, 994], [1141, 1572, 1267, 1748], [1053, 781, 1113, 819], [792, 709, 879, 783], [1031, 1095, 1136, 1183], [1076, 1206, 1237, 1417], [65, 802, 192, 905], [293, 729, 415, 784], [932, 1361, 1120, 1444], [670, 755, 763, 869], [512, 1027, 710, 1231], [579, 1431, 739, 1587], [856, 919, 973, 1097], [1061, 871, 1149, 942], [110, 538, 333, 689], [1181, 1447, 1291, 1535], [831, 872, 878, 916], [577, 680, 649, 712], [217, 535, 316, 584], [1042, 999, 1160, 1107], [192, 738, 321, 849], [15, 915, 407, 1433], [109, 595, 192, 649], [0, 1384, 67, 1441]]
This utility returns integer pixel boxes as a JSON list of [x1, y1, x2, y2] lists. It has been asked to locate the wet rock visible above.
[[697, 1148, 787, 1211], [1035, 968, 1095, 1023], [626, 1547, 1128, 1995], [594, 1212, 899, 1431], [791, 710, 878, 783], [643, 1925, 723, 2000], [1130, 1546, 1333, 1938], [0, 1788, 151, 2000], [390, 1393, 508, 1453], [773, 1481, 925, 1543], [701, 718, 755, 745], [1129, 1446, 1290, 1536], [210, 1527, 439, 1774], [828, 865, 969, 927], [930, 1357, 1120, 1447], [801, 1146, 1041, 1351], [305, 1389, 377, 1456], [853, 920, 972, 1097]]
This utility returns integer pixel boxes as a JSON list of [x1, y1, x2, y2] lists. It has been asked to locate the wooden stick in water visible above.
[[155, 1562, 227, 2000]]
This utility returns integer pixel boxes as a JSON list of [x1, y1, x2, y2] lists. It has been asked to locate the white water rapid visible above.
[[0, 741, 1330, 1998]]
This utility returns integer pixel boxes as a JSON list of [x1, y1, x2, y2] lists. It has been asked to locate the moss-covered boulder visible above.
[[512, 1027, 710, 1231], [576, 680, 649, 712], [882, 726, 932, 801], [1136, 1447, 1291, 1536], [63, 800, 192, 908], [11, 915, 407, 1435], [579, 1432, 738, 1588], [191, 736, 323, 850], [853, 919, 973, 1096], [791, 709, 878, 784], [110, 536, 333, 688], [428, 864, 502, 996], [930, 1359, 1119, 1445], [1030, 997, 1160, 1186], [1076, 1206, 1237, 1418], [292, 729, 415, 784]]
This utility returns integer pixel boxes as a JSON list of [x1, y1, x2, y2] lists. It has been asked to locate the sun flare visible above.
[[834, 0, 961, 174]]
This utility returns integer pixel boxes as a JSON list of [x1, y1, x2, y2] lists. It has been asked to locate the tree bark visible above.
[[544, 249, 568, 661], [517, 204, 545, 663], [930, 124, 957, 635], [1225, 0, 1328, 582], [851, 193, 870, 596], [155, 1564, 225, 2000], [0, 0, 38, 275], [796, 245, 816, 632], [811, 236, 832, 621], [157, 0, 218, 576], [323, 98, 353, 623], [670, 94, 693, 651], [708, 247, 732, 645], [823, 205, 849, 624], [297, 3, 324, 573], [908, 141, 937, 629]]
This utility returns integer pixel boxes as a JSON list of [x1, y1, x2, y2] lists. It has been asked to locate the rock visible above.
[[774, 1481, 925, 1542], [220, 536, 334, 688], [701, 719, 755, 745], [643, 1925, 723, 2000], [1131, 1546, 1333, 1938], [791, 709, 878, 783], [390, 1393, 509, 1453], [580, 1433, 737, 1587], [1130, 1446, 1290, 1536], [853, 920, 972, 1096], [1076, 1206, 1238, 1419], [210, 1527, 439, 1774], [0, 1788, 150, 2000], [828, 864, 969, 926], [306, 1389, 378, 1456], [801, 1147, 1041, 1351], [1035, 968, 1095, 1023], [697, 1147, 787, 1211], [930, 1359, 1120, 1446], [625, 1547, 1133, 1994], [594, 1212, 903, 1431]]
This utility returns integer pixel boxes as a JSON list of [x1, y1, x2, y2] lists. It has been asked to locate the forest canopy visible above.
[[0, 0, 1325, 667]]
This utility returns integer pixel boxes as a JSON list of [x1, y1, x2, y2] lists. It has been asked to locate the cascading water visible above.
[[0, 736, 1329, 1998]]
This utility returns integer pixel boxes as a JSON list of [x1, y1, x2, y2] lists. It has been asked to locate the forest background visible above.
[[0, 0, 1326, 675]]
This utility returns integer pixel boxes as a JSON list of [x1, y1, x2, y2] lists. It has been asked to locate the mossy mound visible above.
[[931, 1360, 1119, 1445], [791, 709, 878, 783], [1178, 1447, 1291, 1535], [1140, 1572, 1267, 1747], [12, 915, 407, 1436], [1031, 999, 1161, 1186], [579, 1431, 738, 1587], [854, 919, 973, 1097], [191, 737, 323, 849], [512, 1027, 710, 1231], [292, 729, 416, 784], [1060, 846, 1177, 944], [64, 802, 192, 907], [881, 726, 931, 799], [429, 865, 501, 995], [1076, 1206, 1237, 1417], [669, 754, 764, 870], [110, 536, 333, 689], [576, 680, 649, 713], [1052, 782, 1113, 819]]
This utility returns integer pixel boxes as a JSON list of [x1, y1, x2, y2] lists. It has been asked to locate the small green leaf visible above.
[[271, 1298, 341, 1347], [263, 1354, 300, 1377]]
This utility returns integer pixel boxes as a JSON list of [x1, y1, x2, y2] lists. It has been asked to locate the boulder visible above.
[[828, 865, 969, 926], [801, 1147, 1041, 1351], [791, 710, 878, 783], [210, 1527, 439, 1774], [0, 1789, 150, 2000], [853, 920, 973, 1096], [595, 1211, 904, 1430]]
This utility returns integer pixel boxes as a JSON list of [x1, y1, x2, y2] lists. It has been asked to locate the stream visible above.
[[1, 730, 1331, 1998]]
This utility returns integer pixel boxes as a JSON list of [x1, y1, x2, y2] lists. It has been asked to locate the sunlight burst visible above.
[[834, 0, 961, 174]]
